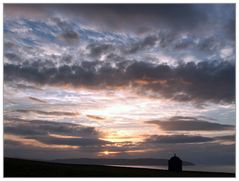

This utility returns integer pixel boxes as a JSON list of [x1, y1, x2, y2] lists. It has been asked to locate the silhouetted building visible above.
[[168, 154, 182, 172]]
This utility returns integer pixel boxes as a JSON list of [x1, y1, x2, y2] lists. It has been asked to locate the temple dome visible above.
[[168, 153, 183, 172]]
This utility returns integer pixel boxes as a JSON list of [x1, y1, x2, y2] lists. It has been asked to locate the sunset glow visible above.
[[3, 4, 235, 173]]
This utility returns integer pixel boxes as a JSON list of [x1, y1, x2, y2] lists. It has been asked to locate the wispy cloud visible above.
[[14, 109, 79, 116], [29, 96, 47, 103]]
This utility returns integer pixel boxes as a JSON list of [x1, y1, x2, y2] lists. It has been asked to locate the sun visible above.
[[99, 150, 120, 157], [103, 151, 109, 155]]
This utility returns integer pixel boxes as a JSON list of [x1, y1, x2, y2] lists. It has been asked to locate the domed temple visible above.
[[168, 154, 182, 172]]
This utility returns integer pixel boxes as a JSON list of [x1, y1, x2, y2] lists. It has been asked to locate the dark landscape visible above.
[[4, 158, 235, 177]]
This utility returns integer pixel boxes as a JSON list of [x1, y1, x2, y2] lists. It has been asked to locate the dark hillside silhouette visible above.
[[4, 157, 235, 177]]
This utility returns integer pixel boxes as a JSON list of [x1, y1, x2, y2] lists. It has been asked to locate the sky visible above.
[[3, 4, 235, 168]]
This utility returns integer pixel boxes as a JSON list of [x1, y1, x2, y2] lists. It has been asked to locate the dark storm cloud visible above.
[[58, 4, 209, 31], [125, 34, 158, 54], [86, 43, 114, 58], [4, 4, 235, 38], [123, 31, 233, 56], [49, 16, 79, 45], [75, 4, 235, 38], [4, 52, 21, 62], [59, 30, 79, 44], [144, 134, 214, 144], [4, 42, 17, 49], [197, 36, 226, 53], [225, 17, 236, 40], [147, 116, 234, 131], [4, 60, 235, 103], [61, 55, 73, 64]]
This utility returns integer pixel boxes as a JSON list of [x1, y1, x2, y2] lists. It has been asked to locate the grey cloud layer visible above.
[[4, 60, 235, 103], [144, 134, 214, 144], [5, 118, 108, 148], [5, 118, 100, 138], [147, 116, 234, 131]]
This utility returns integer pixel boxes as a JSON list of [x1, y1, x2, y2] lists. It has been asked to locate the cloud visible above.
[[5, 118, 100, 138], [29, 96, 47, 103], [214, 134, 235, 141], [4, 52, 21, 62], [4, 117, 235, 165], [125, 35, 158, 54], [144, 134, 214, 144], [147, 116, 234, 131], [4, 117, 111, 149], [4, 4, 235, 38], [86, 115, 105, 120], [48, 17, 80, 45], [86, 43, 114, 58], [14, 109, 78, 116], [29, 135, 107, 146], [59, 30, 79, 44], [4, 60, 235, 104]]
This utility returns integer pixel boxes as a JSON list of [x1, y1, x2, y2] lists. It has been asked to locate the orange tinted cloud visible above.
[[5, 134, 80, 149], [134, 79, 167, 85]]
